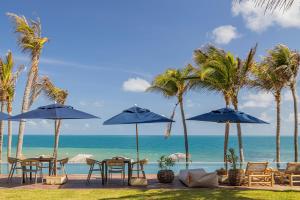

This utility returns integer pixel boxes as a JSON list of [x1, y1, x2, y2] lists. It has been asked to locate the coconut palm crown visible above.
[[0, 51, 23, 160], [7, 13, 48, 158], [147, 65, 193, 168]]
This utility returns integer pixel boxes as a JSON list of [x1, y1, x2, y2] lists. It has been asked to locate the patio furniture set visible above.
[[86, 157, 147, 185], [7, 156, 68, 184], [178, 162, 300, 188], [7, 155, 147, 186], [225, 162, 300, 187]]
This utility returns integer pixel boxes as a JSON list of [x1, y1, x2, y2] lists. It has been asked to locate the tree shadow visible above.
[[97, 189, 254, 200], [97, 189, 300, 200]]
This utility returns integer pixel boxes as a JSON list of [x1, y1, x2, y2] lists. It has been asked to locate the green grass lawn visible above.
[[0, 189, 299, 200]]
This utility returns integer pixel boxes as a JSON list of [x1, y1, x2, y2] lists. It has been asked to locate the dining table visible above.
[[101, 158, 132, 185], [22, 157, 54, 183]]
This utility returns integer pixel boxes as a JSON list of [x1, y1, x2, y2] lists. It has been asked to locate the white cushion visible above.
[[179, 168, 218, 187]]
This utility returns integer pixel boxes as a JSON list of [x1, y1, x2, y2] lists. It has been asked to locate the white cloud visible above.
[[79, 100, 103, 108], [240, 92, 273, 108], [259, 112, 272, 122], [27, 120, 37, 126], [232, 0, 300, 32], [79, 101, 87, 106], [186, 99, 202, 108], [41, 119, 51, 127], [84, 123, 90, 128], [283, 90, 299, 102], [14, 55, 152, 78], [287, 112, 300, 122], [186, 99, 194, 108], [93, 101, 103, 108], [122, 77, 150, 92], [211, 25, 240, 44], [63, 123, 70, 129]]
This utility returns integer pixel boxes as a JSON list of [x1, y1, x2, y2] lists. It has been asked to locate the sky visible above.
[[0, 0, 299, 135]]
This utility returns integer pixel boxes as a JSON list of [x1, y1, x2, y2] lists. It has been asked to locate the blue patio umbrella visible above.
[[103, 106, 174, 177], [0, 112, 10, 120], [11, 103, 99, 175], [187, 108, 269, 124], [187, 107, 268, 169], [11, 104, 99, 120]]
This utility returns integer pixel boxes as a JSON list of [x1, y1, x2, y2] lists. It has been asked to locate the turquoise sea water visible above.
[[0, 135, 298, 174]]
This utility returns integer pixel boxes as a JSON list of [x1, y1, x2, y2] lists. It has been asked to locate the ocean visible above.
[[0, 135, 297, 174]]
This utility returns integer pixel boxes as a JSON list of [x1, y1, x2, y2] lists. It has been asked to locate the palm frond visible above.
[[236, 0, 295, 12], [40, 77, 68, 104], [0, 51, 24, 103], [7, 12, 48, 57]]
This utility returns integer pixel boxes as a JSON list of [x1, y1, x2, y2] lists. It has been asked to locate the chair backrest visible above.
[[21, 159, 41, 167], [285, 162, 300, 174], [7, 157, 20, 164], [112, 156, 128, 160], [86, 158, 97, 166], [139, 159, 148, 165], [59, 157, 69, 165], [245, 162, 268, 175], [107, 159, 125, 167]]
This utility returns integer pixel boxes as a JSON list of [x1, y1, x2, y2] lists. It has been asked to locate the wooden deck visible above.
[[0, 174, 300, 191]]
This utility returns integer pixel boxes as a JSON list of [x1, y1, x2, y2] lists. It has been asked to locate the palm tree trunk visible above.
[[224, 122, 230, 171], [291, 84, 298, 162], [53, 120, 61, 176], [179, 98, 189, 169], [0, 102, 5, 162], [224, 97, 230, 171], [232, 98, 244, 164], [275, 91, 281, 169], [16, 55, 39, 158], [7, 102, 12, 159]]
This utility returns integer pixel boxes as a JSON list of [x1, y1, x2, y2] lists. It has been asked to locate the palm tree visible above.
[[192, 45, 234, 169], [251, 52, 289, 168], [231, 45, 257, 163], [192, 45, 257, 166], [265, 45, 300, 162], [30, 76, 68, 174], [41, 77, 68, 164], [148, 65, 193, 168], [0, 51, 23, 160], [7, 13, 48, 158]]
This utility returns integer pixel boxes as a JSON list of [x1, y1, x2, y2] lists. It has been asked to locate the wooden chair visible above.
[[277, 162, 300, 186], [107, 158, 126, 184], [39, 157, 54, 175], [21, 159, 43, 184], [131, 159, 148, 179], [86, 158, 102, 184], [244, 162, 273, 187], [54, 158, 69, 180], [7, 157, 23, 183]]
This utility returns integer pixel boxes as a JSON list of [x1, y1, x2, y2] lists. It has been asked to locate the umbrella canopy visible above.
[[168, 152, 191, 162], [69, 154, 94, 163], [0, 112, 11, 120], [103, 105, 173, 178], [187, 108, 268, 124], [103, 106, 174, 125], [11, 103, 99, 120], [11, 103, 99, 176]]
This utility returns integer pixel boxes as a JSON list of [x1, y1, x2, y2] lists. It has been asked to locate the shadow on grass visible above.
[[97, 189, 300, 200]]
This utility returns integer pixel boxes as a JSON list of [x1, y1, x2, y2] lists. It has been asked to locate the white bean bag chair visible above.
[[179, 168, 219, 187]]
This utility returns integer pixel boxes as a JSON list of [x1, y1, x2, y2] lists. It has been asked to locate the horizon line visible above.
[[8, 134, 298, 137]]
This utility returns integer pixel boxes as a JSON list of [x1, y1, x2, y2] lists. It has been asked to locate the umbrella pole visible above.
[[135, 123, 140, 178], [53, 120, 60, 176]]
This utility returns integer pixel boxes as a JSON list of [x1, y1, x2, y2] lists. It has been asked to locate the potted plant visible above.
[[216, 167, 227, 176], [157, 155, 175, 183], [226, 148, 244, 186]]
